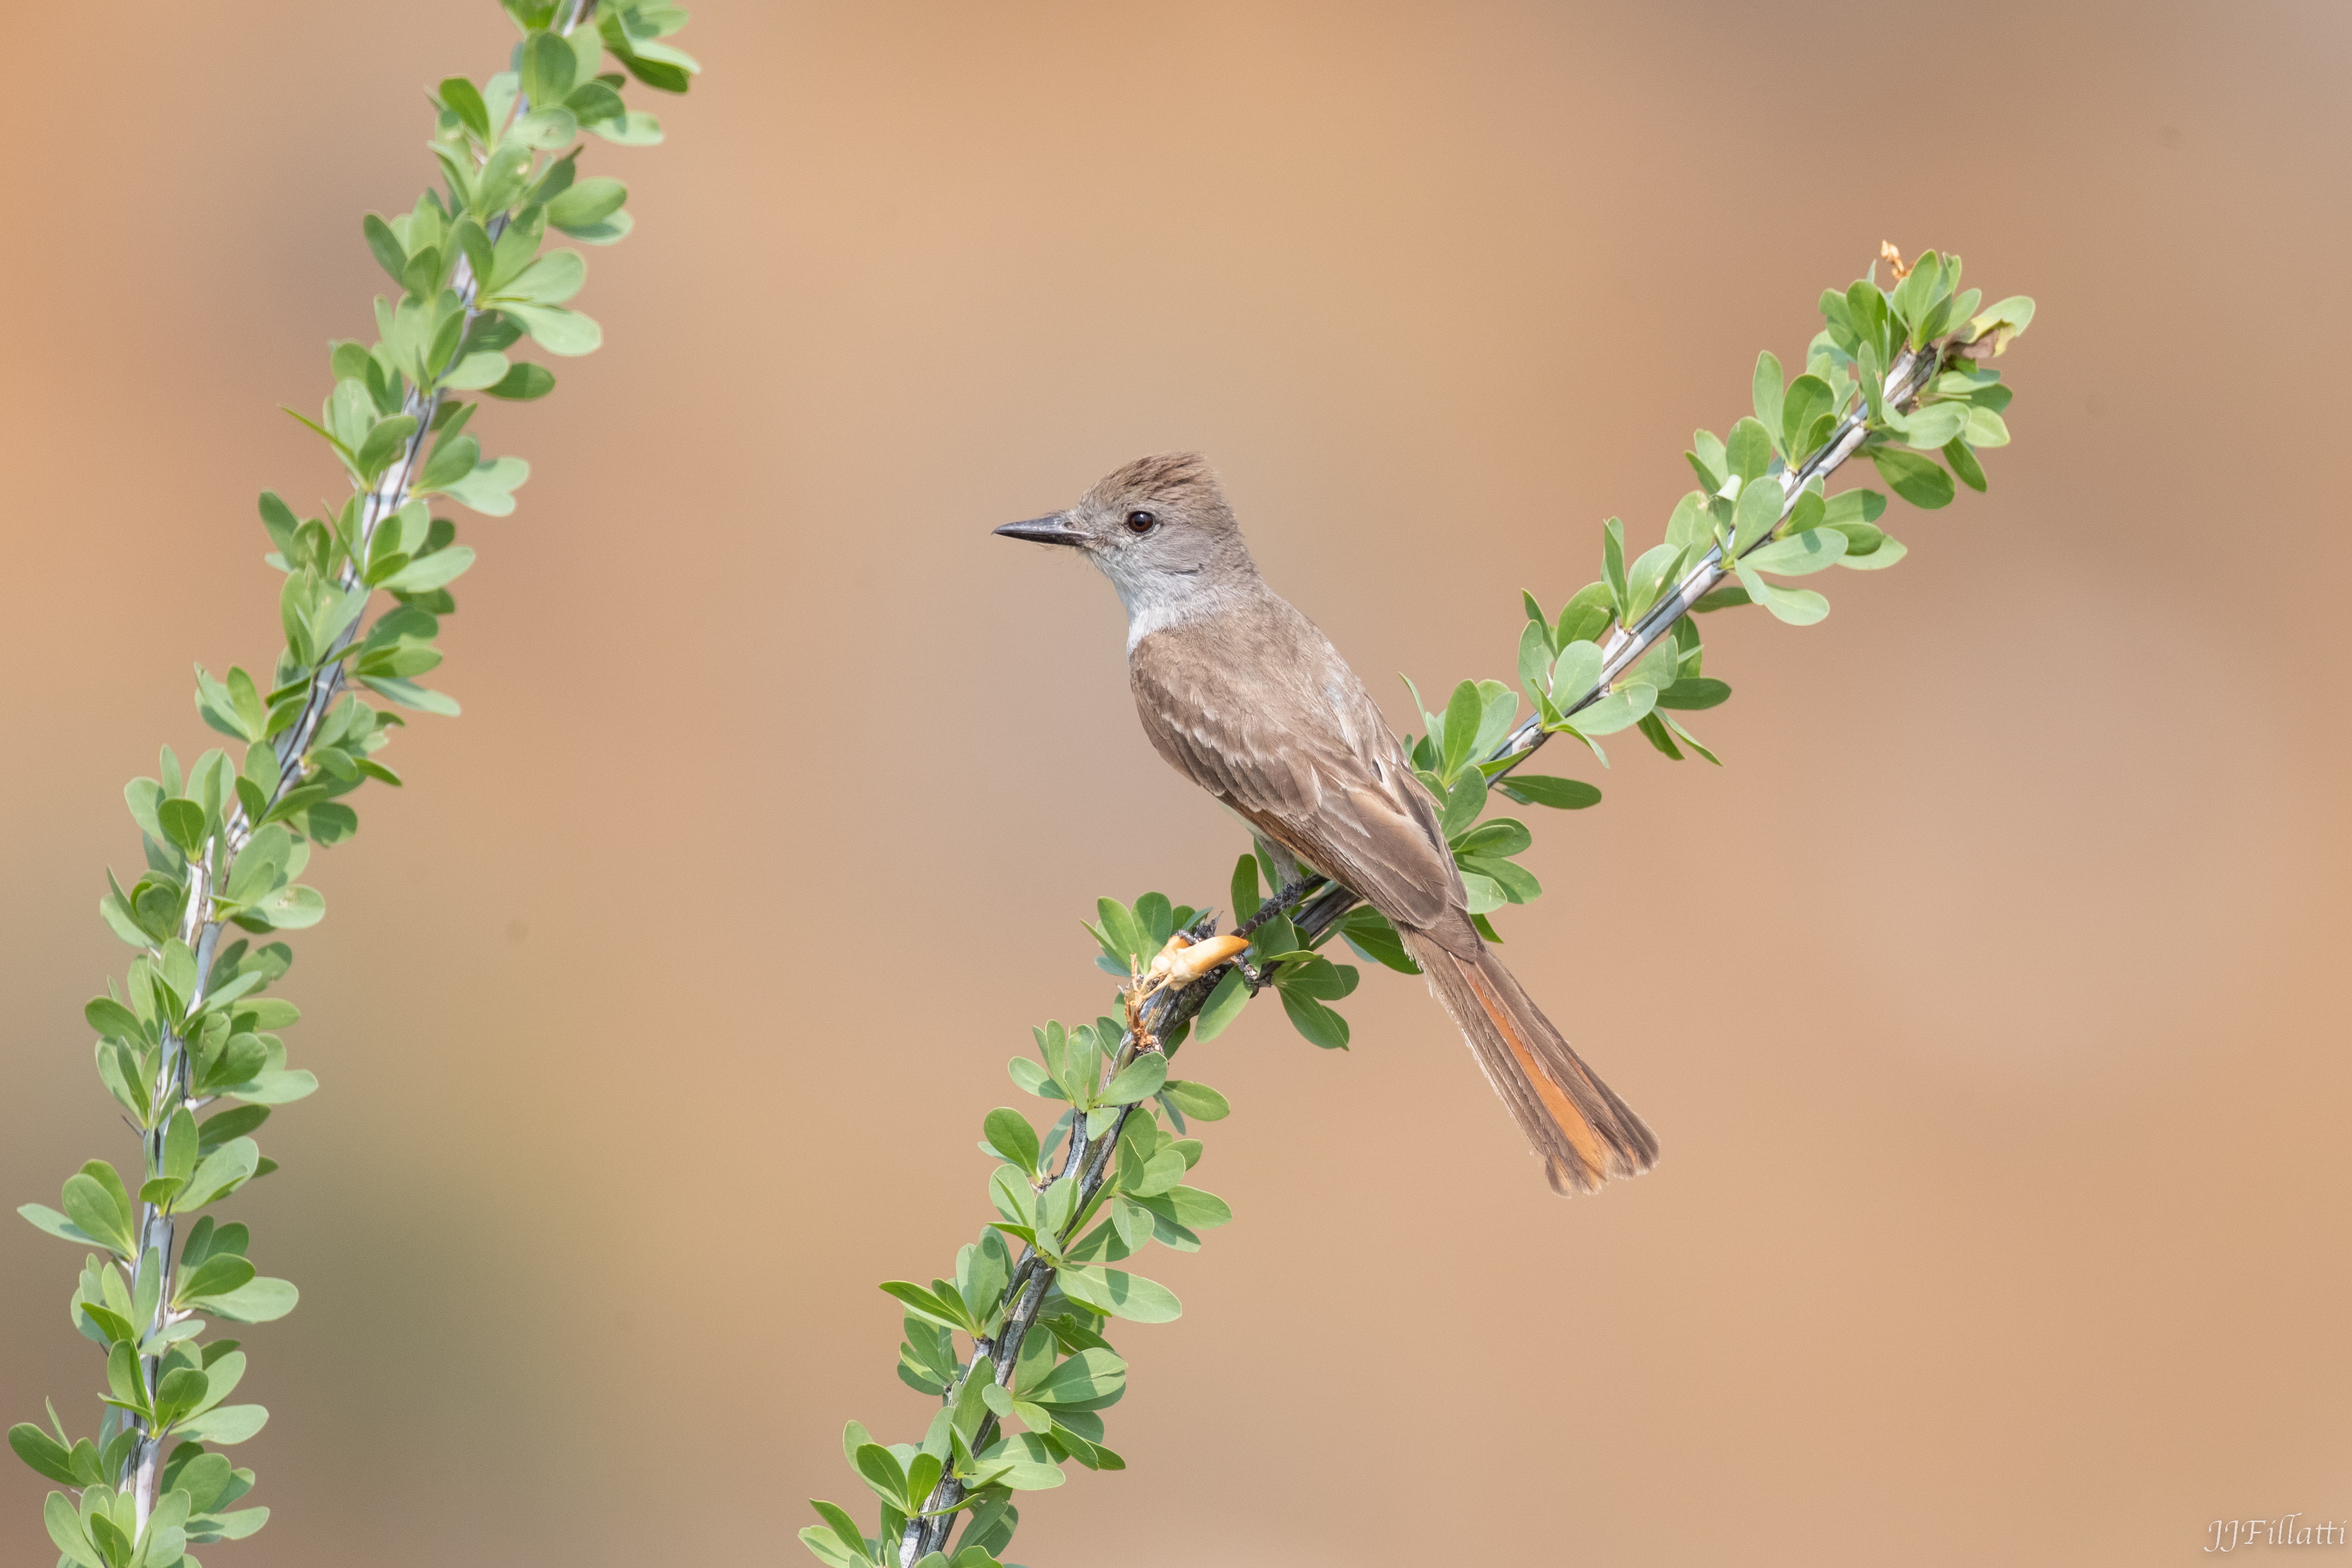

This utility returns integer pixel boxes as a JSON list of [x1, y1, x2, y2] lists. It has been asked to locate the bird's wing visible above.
[[1128, 604, 1464, 937]]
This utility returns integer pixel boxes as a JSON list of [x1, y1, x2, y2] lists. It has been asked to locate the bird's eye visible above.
[[1124, 509, 1158, 534]]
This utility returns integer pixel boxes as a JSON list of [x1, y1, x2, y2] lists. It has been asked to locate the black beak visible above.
[[993, 512, 1090, 548]]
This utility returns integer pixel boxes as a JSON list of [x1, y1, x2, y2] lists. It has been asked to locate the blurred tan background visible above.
[[0, 1, 2344, 1563]]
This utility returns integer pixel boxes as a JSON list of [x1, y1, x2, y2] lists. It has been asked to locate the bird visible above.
[[995, 452, 1657, 1195]]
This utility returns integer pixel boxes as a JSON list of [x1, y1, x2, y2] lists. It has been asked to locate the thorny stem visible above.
[[900, 331, 1971, 1564], [116, 12, 597, 1532]]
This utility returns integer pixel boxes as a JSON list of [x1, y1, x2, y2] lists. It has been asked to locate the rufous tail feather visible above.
[[1399, 927, 1658, 1195]]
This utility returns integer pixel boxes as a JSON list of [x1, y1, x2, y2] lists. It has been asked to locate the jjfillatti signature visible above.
[[2208, 1516, 2348, 1552]]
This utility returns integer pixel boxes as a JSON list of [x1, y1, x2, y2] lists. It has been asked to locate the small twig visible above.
[[1234, 874, 1320, 938]]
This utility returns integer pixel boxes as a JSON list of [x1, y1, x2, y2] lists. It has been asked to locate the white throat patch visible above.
[[1124, 596, 1189, 652]]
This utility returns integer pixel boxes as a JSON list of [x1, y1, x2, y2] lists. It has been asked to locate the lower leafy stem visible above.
[[901, 881, 1340, 1563]]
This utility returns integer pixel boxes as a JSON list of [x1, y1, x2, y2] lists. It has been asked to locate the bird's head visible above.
[[994, 452, 1253, 614]]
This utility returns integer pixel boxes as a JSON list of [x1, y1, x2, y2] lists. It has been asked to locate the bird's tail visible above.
[[1399, 928, 1658, 1195]]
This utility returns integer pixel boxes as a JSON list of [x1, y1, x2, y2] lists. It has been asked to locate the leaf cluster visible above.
[[805, 900, 1237, 1567], [11, 5, 694, 1562]]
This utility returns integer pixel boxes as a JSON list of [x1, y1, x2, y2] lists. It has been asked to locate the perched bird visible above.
[[995, 452, 1657, 1194]]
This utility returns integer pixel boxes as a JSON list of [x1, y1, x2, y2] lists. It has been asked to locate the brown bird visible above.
[[996, 452, 1657, 1194]]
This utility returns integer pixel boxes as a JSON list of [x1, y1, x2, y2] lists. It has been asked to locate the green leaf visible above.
[[1138, 1184, 1233, 1235], [496, 248, 587, 307], [797, 1524, 869, 1568], [1560, 681, 1655, 737], [1461, 852, 1540, 903], [1837, 533, 1909, 572], [45, 1492, 102, 1568], [1732, 561, 1830, 626], [441, 454, 531, 516], [587, 109, 665, 145], [508, 106, 580, 148], [1493, 773, 1600, 809], [971, 1434, 1065, 1492], [1228, 853, 1260, 925], [163, 1107, 197, 1183], [17, 1204, 103, 1249], [360, 214, 408, 286], [196, 1504, 272, 1542], [1472, 680, 1518, 759], [381, 546, 476, 594], [905, 1450, 944, 1510], [1891, 401, 1967, 450], [1623, 541, 1688, 623], [1055, 1266, 1181, 1323], [1436, 765, 1485, 839], [188, 1277, 298, 1324], [499, 302, 603, 356], [1780, 373, 1835, 458], [221, 1069, 319, 1106], [359, 677, 461, 716], [1276, 987, 1349, 1048], [85, 996, 145, 1042], [181, 1137, 261, 1209], [1820, 488, 1885, 526], [881, 1280, 969, 1332], [245, 883, 327, 930], [175, 1403, 268, 1445], [1453, 816, 1530, 857], [1190, 967, 1249, 1042], [1547, 640, 1603, 713], [546, 175, 627, 229], [1335, 905, 1420, 973], [1600, 518, 1628, 610], [354, 414, 420, 478], [1025, 1347, 1128, 1408], [158, 798, 208, 856], [1100, 1052, 1167, 1106], [981, 1109, 1040, 1174], [1751, 350, 1785, 446], [854, 1442, 908, 1508], [1553, 582, 1614, 648], [1654, 677, 1730, 711], [1516, 620, 1552, 701], [1729, 471, 1783, 554], [562, 81, 630, 138], [153, 1367, 211, 1428], [1159, 1080, 1230, 1121], [1008, 1055, 1063, 1101], [1868, 448, 1955, 509], [1661, 711, 1721, 765], [8, 1425, 80, 1486], [62, 1173, 134, 1256], [417, 432, 481, 492], [519, 28, 579, 103], [439, 76, 492, 140], [1725, 417, 1773, 483], [1743, 529, 1847, 576], [805, 1501, 872, 1567], [1439, 681, 1482, 782], [1964, 293, 2036, 354], [1944, 437, 1988, 492], [440, 350, 511, 391], [485, 361, 557, 400], [177, 1254, 255, 1305]]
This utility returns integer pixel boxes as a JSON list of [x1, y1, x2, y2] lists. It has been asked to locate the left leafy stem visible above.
[[18, 19, 630, 1543]]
